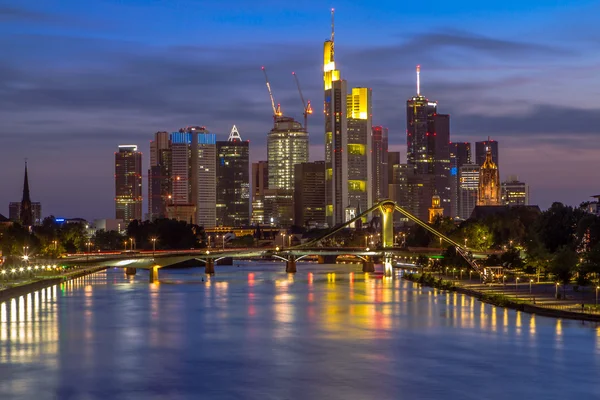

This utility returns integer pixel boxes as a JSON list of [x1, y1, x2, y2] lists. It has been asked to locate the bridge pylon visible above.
[[149, 266, 159, 283], [205, 259, 215, 274], [379, 200, 395, 248], [286, 256, 297, 273]]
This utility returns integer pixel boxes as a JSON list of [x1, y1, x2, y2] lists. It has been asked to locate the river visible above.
[[1, 263, 599, 399]]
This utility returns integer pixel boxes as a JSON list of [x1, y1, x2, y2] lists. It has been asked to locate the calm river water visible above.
[[1, 263, 600, 400]]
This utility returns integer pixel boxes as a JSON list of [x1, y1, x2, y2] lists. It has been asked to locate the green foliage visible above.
[[92, 230, 126, 250], [228, 235, 255, 247], [550, 246, 578, 290], [127, 219, 204, 250]]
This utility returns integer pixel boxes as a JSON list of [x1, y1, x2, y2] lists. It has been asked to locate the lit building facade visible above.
[[428, 194, 444, 223], [458, 165, 480, 220], [216, 126, 250, 227], [115, 145, 142, 223], [406, 66, 451, 218], [148, 131, 171, 221], [294, 161, 326, 228], [478, 148, 501, 206], [501, 175, 529, 206], [346, 87, 372, 215], [324, 10, 348, 226], [449, 142, 472, 218], [372, 126, 389, 203], [267, 117, 309, 226]]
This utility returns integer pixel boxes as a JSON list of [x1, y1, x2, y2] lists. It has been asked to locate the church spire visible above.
[[20, 161, 33, 226]]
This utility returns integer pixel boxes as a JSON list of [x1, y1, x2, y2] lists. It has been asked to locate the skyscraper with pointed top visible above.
[[406, 65, 451, 221], [20, 162, 33, 227], [216, 125, 250, 226], [324, 8, 348, 226]]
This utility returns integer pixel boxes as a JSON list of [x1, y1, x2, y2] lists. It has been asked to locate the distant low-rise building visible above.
[[9, 201, 42, 226], [501, 175, 529, 206]]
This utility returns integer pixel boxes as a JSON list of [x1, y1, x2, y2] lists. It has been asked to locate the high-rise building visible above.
[[372, 126, 389, 202], [324, 9, 348, 226], [9, 201, 41, 226], [478, 148, 501, 206], [406, 66, 451, 218], [148, 131, 171, 221], [115, 145, 142, 223], [347, 87, 372, 214], [267, 117, 309, 226], [195, 128, 217, 229], [294, 161, 326, 228], [475, 140, 499, 167], [216, 125, 250, 227], [251, 161, 268, 225], [449, 142, 472, 218], [458, 165, 480, 219], [501, 175, 529, 206]]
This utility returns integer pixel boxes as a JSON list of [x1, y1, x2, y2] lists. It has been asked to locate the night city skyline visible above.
[[2, 0, 600, 220]]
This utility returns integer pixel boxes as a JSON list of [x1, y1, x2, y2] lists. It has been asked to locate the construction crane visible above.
[[261, 66, 282, 120], [292, 71, 312, 131]]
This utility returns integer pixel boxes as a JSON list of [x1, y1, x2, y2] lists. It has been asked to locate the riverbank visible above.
[[0, 266, 107, 303], [403, 272, 600, 323]]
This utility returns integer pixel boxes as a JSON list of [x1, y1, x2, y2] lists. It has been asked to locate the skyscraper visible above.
[[19, 162, 33, 227], [477, 148, 501, 206], [406, 66, 451, 218], [347, 87, 372, 215], [372, 126, 389, 203], [115, 145, 142, 223], [501, 175, 529, 206], [216, 125, 250, 227], [324, 9, 348, 226], [458, 165, 480, 219], [267, 116, 309, 226], [167, 127, 216, 227], [148, 131, 171, 221], [251, 161, 268, 225], [294, 161, 326, 228], [449, 142, 472, 218], [475, 140, 499, 167]]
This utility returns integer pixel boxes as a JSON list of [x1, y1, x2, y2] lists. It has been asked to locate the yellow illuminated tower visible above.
[[428, 193, 444, 223], [347, 87, 372, 216], [324, 8, 348, 226], [477, 147, 501, 206]]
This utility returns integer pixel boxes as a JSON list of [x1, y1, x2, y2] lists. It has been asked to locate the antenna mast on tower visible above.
[[416, 65, 421, 96]]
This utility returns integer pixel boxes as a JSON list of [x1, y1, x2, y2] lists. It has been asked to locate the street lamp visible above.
[[529, 279, 533, 294], [555, 282, 559, 299], [464, 238, 468, 248], [222, 235, 225, 250], [460, 269, 464, 280], [596, 286, 599, 305], [129, 238, 134, 250], [515, 277, 520, 292], [124, 240, 127, 251], [151, 237, 157, 256], [208, 235, 212, 248]]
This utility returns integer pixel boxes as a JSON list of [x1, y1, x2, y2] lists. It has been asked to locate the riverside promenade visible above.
[[404, 271, 600, 322]]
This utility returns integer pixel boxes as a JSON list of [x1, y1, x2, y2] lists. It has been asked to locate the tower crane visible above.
[[292, 71, 312, 131], [261, 66, 282, 120]]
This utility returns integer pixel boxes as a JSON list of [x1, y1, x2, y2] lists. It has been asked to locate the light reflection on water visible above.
[[0, 265, 599, 399]]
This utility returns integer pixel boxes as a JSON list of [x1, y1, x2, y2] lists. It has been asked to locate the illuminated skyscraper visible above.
[[478, 148, 501, 206], [216, 125, 250, 227], [475, 140, 499, 167], [324, 9, 348, 226], [347, 87, 372, 214], [115, 145, 142, 223], [267, 116, 309, 226], [406, 66, 450, 218], [372, 126, 389, 202], [458, 165, 480, 219], [449, 142, 471, 218], [148, 131, 171, 220]]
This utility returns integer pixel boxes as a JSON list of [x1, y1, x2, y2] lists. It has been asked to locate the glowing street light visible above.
[[529, 279, 533, 294], [596, 286, 599, 305], [151, 237, 157, 256], [555, 282, 560, 299], [515, 277, 520, 292]]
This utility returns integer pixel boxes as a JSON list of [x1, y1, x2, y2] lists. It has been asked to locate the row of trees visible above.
[[0, 217, 207, 262], [408, 203, 600, 289]]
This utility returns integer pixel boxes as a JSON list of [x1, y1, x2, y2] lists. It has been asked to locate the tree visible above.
[[92, 230, 126, 250], [549, 246, 578, 298], [534, 202, 586, 253]]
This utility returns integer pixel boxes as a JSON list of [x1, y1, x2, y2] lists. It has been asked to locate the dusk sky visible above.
[[1, 0, 599, 220]]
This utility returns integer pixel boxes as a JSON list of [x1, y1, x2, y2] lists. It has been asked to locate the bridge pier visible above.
[[384, 256, 394, 277], [149, 266, 159, 283], [362, 257, 375, 273], [286, 256, 297, 273], [318, 255, 337, 264], [205, 259, 215, 274], [125, 267, 137, 276]]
